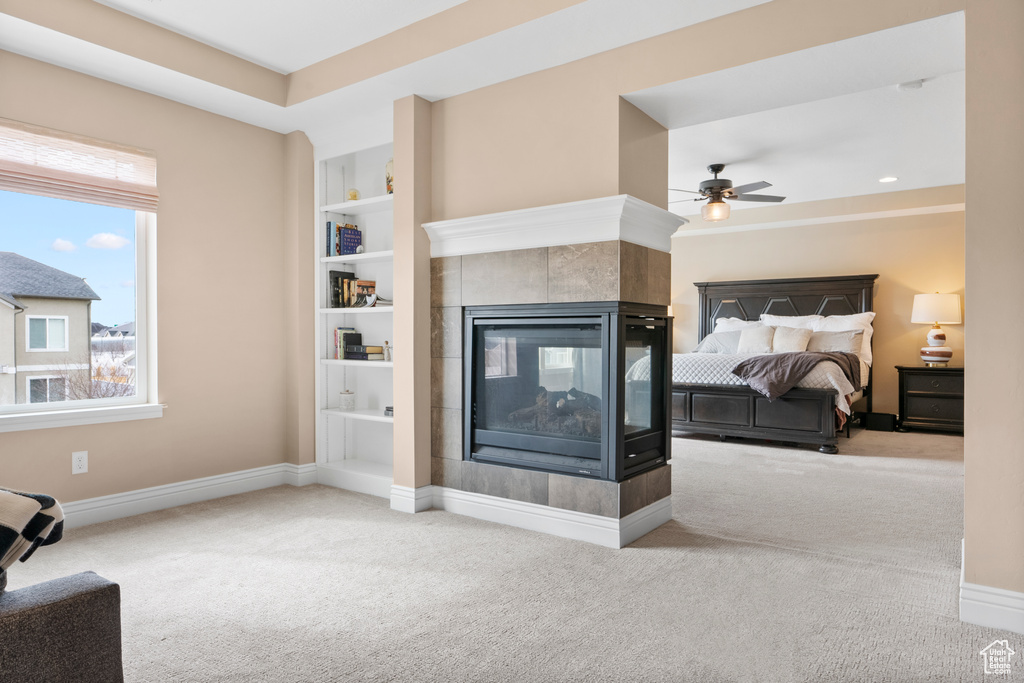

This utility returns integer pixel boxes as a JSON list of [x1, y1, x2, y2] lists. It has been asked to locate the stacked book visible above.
[[345, 344, 385, 361]]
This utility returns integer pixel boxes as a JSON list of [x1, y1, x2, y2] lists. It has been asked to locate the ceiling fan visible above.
[[670, 163, 786, 222]]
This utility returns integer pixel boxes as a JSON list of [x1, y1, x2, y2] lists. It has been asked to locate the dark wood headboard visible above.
[[695, 274, 879, 341]]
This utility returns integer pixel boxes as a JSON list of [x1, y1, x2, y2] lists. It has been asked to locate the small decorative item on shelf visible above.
[[347, 188, 360, 201], [385, 158, 394, 194], [355, 245, 365, 254], [339, 390, 356, 412], [383, 341, 392, 362], [384, 406, 394, 417]]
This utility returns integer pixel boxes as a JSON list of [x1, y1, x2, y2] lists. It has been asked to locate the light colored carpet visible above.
[[7, 429, 1005, 682]]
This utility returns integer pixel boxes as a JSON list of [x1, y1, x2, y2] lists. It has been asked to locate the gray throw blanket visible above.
[[731, 352, 862, 401]]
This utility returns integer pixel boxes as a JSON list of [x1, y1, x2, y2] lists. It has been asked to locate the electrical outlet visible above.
[[71, 451, 88, 475]]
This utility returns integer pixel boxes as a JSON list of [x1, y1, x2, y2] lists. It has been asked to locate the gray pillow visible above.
[[692, 330, 741, 354], [807, 329, 864, 355]]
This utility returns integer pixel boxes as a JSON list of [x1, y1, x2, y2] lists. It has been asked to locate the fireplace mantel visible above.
[[423, 194, 687, 258]]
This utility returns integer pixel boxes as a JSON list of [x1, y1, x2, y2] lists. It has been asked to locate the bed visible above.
[[670, 274, 878, 454]]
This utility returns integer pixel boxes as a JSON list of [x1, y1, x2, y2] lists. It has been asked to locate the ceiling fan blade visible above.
[[668, 197, 706, 204], [726, 181, 771, 196], [730, 193, 786, 203], [668, 188, 703, 194]]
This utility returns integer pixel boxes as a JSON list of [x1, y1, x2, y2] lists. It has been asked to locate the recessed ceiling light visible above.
[[879, 176, 899, 183]]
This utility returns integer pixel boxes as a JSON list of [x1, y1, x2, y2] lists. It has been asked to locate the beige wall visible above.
[[0, 50, 310, 500], [282, 132, 316, 466], [618, 98, 668, 209], [428, 0, 962, 222], [671, 190, 965, 415], [393, 95, 433, 489], [963, 0, 1024, 593]]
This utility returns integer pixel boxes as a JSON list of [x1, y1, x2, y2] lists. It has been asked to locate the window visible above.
[[28, 376, 67, 403], [0, 118, 160, 431], [26, 316, 68, 352]]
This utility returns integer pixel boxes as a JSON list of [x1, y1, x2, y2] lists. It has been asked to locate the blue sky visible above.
[[0, 189, 136, 327]]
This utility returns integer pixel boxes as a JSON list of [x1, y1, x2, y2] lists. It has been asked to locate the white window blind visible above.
[[0, 118, 158, 212]]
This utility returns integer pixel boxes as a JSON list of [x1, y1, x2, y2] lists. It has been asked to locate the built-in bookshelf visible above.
[[315, 142, 395, 499]]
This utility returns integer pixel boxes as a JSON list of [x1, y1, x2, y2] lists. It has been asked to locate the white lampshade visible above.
[[910, 293, 962, 324], [701, 198, 730, 222]]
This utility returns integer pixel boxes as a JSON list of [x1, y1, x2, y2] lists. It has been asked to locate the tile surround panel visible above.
[[428, 238, 672, 516]]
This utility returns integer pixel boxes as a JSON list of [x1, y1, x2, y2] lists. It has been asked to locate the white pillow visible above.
[[692, 330, 741, 354], [714, 317, 762, 333], [772, 326, 813, 353], [737, 325, 775, 354], [807, 329, 864, 355], [759, 313, 823, 329], [811, 312, 876, 365]]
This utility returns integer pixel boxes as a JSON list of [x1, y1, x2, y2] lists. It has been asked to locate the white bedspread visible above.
[[625, 353, 864, 415]]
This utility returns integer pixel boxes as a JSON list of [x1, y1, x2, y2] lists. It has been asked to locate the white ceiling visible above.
[[91, 0, 471, 73], [625, 12, 965, 218]]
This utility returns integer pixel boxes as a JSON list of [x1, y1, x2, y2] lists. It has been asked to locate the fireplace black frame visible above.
[[463, 301, 672, 482]]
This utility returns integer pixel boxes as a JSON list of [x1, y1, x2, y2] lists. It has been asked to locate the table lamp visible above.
[[910, 292, 961, 366]]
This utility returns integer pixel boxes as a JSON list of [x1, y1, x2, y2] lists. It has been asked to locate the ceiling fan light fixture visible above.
[[702, 197, 730, 222]]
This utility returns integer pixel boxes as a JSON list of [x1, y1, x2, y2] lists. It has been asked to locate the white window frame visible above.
[[0, 211, 161, 432], [25, 315, 69, 352], [26, 374, 69, 403]]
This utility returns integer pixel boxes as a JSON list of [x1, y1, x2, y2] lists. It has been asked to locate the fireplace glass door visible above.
[[472, 319, 605, 464]]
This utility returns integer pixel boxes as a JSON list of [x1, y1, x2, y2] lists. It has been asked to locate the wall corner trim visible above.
[[430, 486, 671, 548], [960, 539, 1024, 635], [61, 462, 318, 529], [390, 485, 434, 513]]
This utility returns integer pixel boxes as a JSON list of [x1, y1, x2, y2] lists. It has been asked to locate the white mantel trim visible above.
[[423, 195, 687, 258]]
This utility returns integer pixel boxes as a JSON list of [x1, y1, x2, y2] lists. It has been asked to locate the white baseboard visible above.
[[390, 485, 433, 513], [961, 540, 1024, 635], [62, 462, 318, 529], [431, 487, 672, 548]]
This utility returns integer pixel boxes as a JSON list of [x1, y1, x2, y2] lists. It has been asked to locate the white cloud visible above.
[[51, 238, 76, 252], [86, 233, 130, 249], [121, 280, 135, 288]]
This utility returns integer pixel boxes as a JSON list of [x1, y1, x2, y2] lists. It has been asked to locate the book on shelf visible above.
[[332, 328, 359, 360], [345, 345, 384, 354], [366, 353, 386, 361], [349, 280, 376, 308], [343, 351, 368, 361], [328, 270, 355, 308], [337, 224, 361, 255]]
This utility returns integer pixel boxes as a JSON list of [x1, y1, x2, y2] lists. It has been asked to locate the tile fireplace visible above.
[[465, 301, 670, 482]]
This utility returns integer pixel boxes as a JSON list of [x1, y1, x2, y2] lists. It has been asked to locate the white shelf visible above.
[[321, 359, 394, 368], [321, 194, 393, 216], [322, 408, 394, 424], [319, 305, 393, 315], [321, 249, 394, 265], [317, 459, 393, 499]]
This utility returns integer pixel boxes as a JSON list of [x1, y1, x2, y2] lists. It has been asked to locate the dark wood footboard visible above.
[[671, 383, 840, 454]]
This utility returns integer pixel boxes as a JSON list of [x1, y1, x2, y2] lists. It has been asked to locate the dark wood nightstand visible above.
[[895, 365, 964, 434]]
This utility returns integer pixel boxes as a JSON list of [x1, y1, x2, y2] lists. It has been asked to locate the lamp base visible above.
[[920, 345, 953, 366]]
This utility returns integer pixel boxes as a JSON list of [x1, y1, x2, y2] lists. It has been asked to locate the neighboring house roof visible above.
[[0, 252, 100, 304], [92, 321, 135, 338], [0, 291, 23, 310]]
